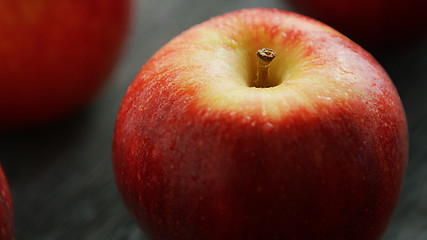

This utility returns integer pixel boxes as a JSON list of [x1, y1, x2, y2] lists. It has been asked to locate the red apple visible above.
[[113, 8, 408, 240], [0, 166, 13, 240], [286, 0, 427, 49], [0, 0, 130, 129]]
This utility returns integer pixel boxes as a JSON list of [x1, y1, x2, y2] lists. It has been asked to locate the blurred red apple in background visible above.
[[287, 0, 426, 49], [0, 166, 13, 240], [0, 0, 130, 129], [113, 8, 408, 240]]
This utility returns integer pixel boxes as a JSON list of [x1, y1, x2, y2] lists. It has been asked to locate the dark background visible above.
[[1, 0, 426, 239]]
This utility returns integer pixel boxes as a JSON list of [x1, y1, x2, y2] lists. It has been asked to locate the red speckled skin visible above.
[[0, 0, 130, 129], [0, 167, 13, 240], [113, 8, 408, 240], [287, 0, 427, 49]]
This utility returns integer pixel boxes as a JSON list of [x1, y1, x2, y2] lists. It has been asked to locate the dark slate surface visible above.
[[0, 0, 426, 239]]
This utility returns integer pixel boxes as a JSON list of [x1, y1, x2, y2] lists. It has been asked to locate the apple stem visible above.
[[255, 48, 276, 88]]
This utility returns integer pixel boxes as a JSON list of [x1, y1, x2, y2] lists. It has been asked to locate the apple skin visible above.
[[0, 0, 130, 129], [286, 0, 427, 49], [0, 166, 13, 240], [113, 8, 408, 240]]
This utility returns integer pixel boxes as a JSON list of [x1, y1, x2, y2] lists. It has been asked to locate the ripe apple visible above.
[[0, 166, 13, 240], [113, 8, 408, 240], [286, 0, 427, 49], [0, 0, 130, 129]]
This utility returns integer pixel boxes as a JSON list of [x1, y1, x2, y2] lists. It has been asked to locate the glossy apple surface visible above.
[[0, 0, 130, 129], [287, 0, 426, 49], [0, 166, 13, 240], [113, 8, 408, 240]]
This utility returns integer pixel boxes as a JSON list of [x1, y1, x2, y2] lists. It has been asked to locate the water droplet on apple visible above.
[[263, 122, 274, 131], [261, 109, 268, 117], [317, 96, 332, 101], [281, 32, 287, 38], [243, 115, 252, 124]]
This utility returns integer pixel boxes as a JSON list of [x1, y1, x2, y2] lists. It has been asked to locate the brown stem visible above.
[[255, 48, 276, 88]]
